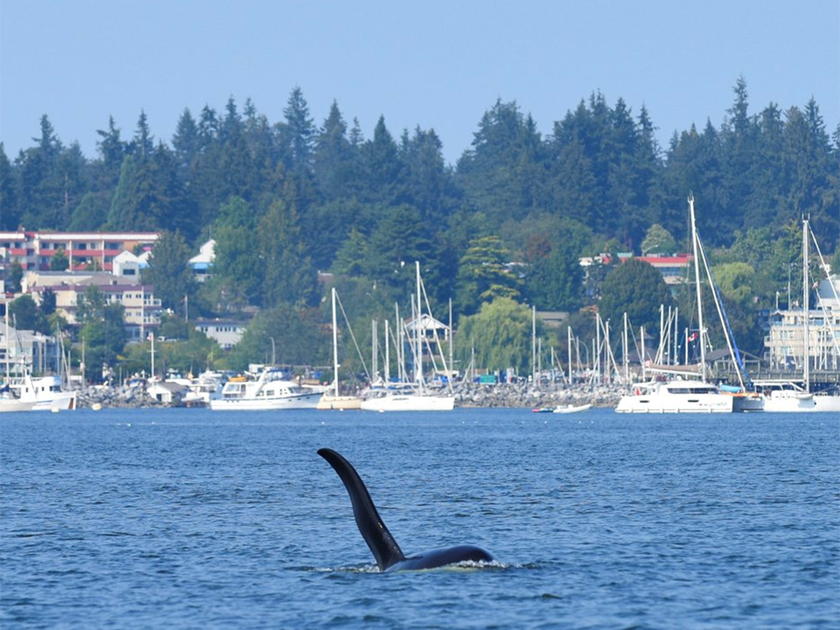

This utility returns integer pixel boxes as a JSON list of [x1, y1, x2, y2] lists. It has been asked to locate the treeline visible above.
[[1, 79, 838, 349]]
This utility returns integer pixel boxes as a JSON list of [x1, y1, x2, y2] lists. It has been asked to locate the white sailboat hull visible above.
[[317, 394, 363, 410], [360, 393, 455, 412]]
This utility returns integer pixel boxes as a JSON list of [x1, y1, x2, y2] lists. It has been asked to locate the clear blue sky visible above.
[[1, 0, 838, 165]]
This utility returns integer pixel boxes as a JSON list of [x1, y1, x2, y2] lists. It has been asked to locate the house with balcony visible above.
[[0, 230, 158, 272]]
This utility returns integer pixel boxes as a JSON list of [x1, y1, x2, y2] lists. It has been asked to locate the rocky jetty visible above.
[[76, 383, 161, 409], [72, 380, 625, 410], [452, 381, 623, 409]]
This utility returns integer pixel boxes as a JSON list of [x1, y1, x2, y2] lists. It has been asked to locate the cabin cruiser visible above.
[[209, 368, 322, 410]]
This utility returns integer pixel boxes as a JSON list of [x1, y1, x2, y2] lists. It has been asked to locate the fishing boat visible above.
[[209, 368, 322, 410], [0, 384, 36, 412], [8, 374, 77, 411]]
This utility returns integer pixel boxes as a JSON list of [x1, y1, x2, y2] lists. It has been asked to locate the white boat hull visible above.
[[616, 380, 734, 413], [0, 398, 37, 412], [360, 394, 455, 412], [317, 395, 363, 410], [813, 394, 840, 412], [210, 392, 322, 411], [553, 404, 591, 414], [31, 392, 77, 411]]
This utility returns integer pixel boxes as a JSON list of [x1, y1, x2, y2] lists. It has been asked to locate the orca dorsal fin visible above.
[[318, 448, 405, 571]]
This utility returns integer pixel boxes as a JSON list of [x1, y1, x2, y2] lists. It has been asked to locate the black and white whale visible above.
[[318, 448, 495, 572]]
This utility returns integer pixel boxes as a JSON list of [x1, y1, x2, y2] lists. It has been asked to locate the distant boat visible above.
[[552, 403, 591, 414], [615, 195, 734, 414], [360, 387, 455, 412], [317, 288, 363, 411], [359, 263, 454, 412], [209, 368, 322, 411], [9, 374, 77, 411], [615, 379, 734, 413], [0, 385, 36, 412]]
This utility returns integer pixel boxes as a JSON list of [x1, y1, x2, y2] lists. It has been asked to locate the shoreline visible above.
[[73, 381, 625, 410]]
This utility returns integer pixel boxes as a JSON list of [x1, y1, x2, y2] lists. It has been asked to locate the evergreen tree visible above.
[[258, 197, 317, 308], [142, 230, 197, 311], [282, 86, 315, 174], [599, 259, 673, 339], [359, 116, 404, 205], [0, 144, 19, 229], [526, 240, 583, 311], [313, 101, 356, 201], [456, 235, 523, 315], [16, 115, 64, 228]]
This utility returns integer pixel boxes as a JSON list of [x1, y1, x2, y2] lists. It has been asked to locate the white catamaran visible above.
[[616, 195, 734, 413]]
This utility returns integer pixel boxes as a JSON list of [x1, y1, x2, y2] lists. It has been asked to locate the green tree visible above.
[[640, 224, 678, 255], [205, 196, 261, 309], [76, 286, 127, 381], [142, 230, 197, 311], [8, 294, 49, 333], [599, 259, 673, 338], [224, 304, 328, 371], [50, 247, 69, 271], [456, 235, 522, 316], [455, 297, 536, 374], [7, 261, 23, 293], [258, 197, 317, 307], [0, 143, 20, 230], [527, 241, 583, 311]]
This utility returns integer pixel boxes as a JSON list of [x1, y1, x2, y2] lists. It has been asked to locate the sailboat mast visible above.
[[416, 261, 422, 386], [332, 287, 339, 397], [689, 194, 707, 379], [803, 216, 810, 392]]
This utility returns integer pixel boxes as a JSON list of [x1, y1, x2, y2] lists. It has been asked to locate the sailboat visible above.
[[317, 288, 363, 410], [760, 217, 839, 412], [616, 195, 734, 413], [360, 262, 455, 412]]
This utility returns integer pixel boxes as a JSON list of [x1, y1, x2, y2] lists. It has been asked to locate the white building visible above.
[[189, 239, 215, 282], [195, 319, 246, 349], [764, 275, 840, 371]]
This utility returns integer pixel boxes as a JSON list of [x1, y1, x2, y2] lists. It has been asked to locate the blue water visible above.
[[1, 408, 838, 629]]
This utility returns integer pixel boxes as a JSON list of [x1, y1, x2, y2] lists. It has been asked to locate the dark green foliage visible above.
[[599, 259, 673, 339], [224, 304, 328, 371], [50, 248, 69, 271], [75, 286, 127, 380], [141, 230, 197, 311], [456, 236, 523, 316], [526, 240, 583, 311], [258, 198, 317, 308], [9, 294, 49, 334], [2, 79, 837, 372], [0, 143, 20, 229]]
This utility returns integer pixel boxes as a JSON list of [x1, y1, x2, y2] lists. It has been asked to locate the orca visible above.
[[318, 448, 495, 572]]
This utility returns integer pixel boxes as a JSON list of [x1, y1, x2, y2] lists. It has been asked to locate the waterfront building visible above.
[[0, 230, 158, 272]]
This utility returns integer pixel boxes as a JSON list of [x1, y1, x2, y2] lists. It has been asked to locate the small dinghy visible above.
[[552, 403, 592, 414]]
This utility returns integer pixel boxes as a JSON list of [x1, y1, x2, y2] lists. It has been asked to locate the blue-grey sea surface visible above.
[[1, 408, 838, 629]]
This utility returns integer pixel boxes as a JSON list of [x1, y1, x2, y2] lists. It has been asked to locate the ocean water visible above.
[[1, 407, 837, 629]]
